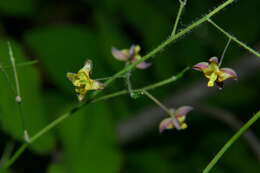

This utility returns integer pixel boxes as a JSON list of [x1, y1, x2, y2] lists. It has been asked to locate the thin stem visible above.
[[202, 111, 260, 173], [2, 144, 28, 169], [96, 0, 235, 96], [207, 19, 260, 58], [0, 63, 16, 95], [219, 37, 232, 66], [171, 0, 186, 36], [0, 142, 14, 166], [142, 90, 180, 128], [142, 90, 171, 115], [8, 42, 21, 101], [1, 67, 189, 168], [3, 0, 236, 168], [91, 67, 189, 103], [2, 60, 38, 69], [8, 42, 27, 138], [124, 62, 135, 97]]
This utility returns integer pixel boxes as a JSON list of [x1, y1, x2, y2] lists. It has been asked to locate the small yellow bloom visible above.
[[193, 57, 238, 88], [67, 60, 104, 101], [159, 106, 193, 133]]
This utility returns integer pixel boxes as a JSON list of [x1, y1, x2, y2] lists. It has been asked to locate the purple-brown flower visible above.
[[112, 45, 151, 69], [193, 57, 237, 88], [159, 106, 193, 133]]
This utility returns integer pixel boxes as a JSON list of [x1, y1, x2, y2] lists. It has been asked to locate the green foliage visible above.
[[0, 0, 260, 172], [0, 40, 55, 153]]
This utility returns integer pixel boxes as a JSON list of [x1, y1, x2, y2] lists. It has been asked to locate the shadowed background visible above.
[[0, 0, 260, 172]]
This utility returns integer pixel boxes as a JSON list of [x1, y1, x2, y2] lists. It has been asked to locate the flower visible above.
[[159, 106, 193, 133], [112, 44, 151, 69], [67, 60, 104, 101], [193, 57, 238, 88]]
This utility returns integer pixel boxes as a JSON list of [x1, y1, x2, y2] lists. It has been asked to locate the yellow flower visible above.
[[159, 106, 193, 133], [112, 45, 151, 69], [67, 60, 104, 101], [193, 57, 238, 88]]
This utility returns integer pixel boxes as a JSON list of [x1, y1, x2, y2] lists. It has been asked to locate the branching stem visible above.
[[171, 0, 187, 36], [2, 0, 238, 169]]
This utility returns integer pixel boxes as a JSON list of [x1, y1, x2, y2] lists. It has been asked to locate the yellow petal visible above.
[[207, 72, 218, 87]]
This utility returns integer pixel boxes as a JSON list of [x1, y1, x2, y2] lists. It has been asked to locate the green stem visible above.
[[2, 0, 236, 168], [202, 111, 260, 173], [90, 67, 189, 103], [8, 42, 27, 139], [98, 0, 235, 95], [2, 60, 38, 69], [208, 19, 260, 58], [142, 90, 181, 128], [2, 143, 28, 169], [1, 67, 188, 168], [171, 0, 186, 36], [219, 37, 231, 66], [142, 90, 171, 115], [8, 42, 21, 101]]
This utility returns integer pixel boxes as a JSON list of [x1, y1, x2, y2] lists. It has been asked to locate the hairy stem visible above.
[[208, 19, 260, 58], [202, 111, 260, 173], [171, 0, 187, 36], [3, 0, 236, 168], [2, 67, 189, 168], [91, 67, 189, 103], [98, 0, 235, 95]]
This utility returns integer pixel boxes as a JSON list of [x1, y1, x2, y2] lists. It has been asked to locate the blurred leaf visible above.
[[56, 102, 121, 173], [127, 150, 172, 173], [0, 0, 36, 16], [47, 163, 67, 173], [0, 40, 55, 153]]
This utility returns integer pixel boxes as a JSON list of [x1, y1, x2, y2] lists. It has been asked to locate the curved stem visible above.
[[202, 111, 260, 173]]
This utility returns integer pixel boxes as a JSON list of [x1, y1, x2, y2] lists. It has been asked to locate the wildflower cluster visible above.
[[67, 46, 238, 133]]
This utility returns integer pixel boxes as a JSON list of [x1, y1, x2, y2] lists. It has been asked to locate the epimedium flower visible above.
[[193, 57, 238, 88], [67, 60, 104, 101], [159, 106, 193, 133], [112, 44, 151, 69]]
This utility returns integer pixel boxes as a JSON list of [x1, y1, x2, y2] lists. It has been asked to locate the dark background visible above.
[[0, 0, 260, 172]]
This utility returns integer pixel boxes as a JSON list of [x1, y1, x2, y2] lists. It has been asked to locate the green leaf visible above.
[[0, 40, 55, 153], [56, 102, 121, 173]]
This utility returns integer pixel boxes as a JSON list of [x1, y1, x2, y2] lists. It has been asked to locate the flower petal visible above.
[[91, 80, 105, 90], [175, 106, 193, 118], [207, 72, 218, 87], [67, 72, 77, 82], [209, 57, 219, 64], [220, 67, 238, 80], [82, 60, 93, 74], [192, 62, 209, 72], [128, 45, 136, 58], [112, 47, 129, 61], [159, 117, 174, 133], [136, 61, 152, 69]]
